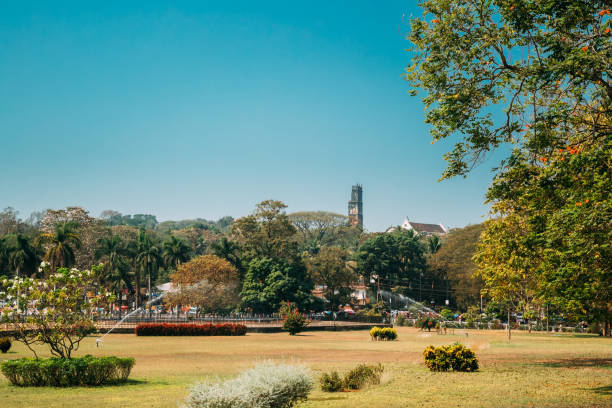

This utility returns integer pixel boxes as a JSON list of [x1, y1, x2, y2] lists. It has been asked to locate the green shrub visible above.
[[423, 343, 479, 372], [370, 326, 382, 340], [319, 371, 343, 392], [0, 355, 135, 386], [381, 327, 397, 340], [394, 314, 407, 326], [370, 326, 397, 341], [440, 308, 454, 321], [343, 363, 384, 390], [0, 337, 11, 353], [282, 311, 310, 335], [416, 316, 438, 331], [183, 361, 312, 408]]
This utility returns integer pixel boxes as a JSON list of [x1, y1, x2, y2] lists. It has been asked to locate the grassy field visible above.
[[0, 327, 610, 408]]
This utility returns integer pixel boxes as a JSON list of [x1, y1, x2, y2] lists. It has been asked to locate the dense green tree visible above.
[[7, 234, 39, 279], [0, 236, 9, 278], [309, 247, 358, 311], [95, 234, 133, 308], [355, 230, 428, 300], [240, 258, 313, 314], [135, 229, 161, 308], [37, 222, 81, 272], [232, 200, 299, 261]]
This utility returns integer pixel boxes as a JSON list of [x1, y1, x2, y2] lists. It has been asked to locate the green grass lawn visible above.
[[1, 327, 610, 407]]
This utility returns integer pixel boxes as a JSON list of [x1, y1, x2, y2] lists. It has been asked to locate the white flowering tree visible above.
[[0, 263, 113, 359]]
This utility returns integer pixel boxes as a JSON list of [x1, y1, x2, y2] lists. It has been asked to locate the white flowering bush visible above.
[[183, 362, 313, 408], [0, 263, 113, 359]]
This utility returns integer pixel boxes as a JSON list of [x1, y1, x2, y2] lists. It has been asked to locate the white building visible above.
[[386, 217, 448, 235]]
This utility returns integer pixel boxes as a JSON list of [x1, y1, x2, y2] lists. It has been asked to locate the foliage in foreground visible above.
[[134, 323, 247, 336], [406, 0, 612, 333], [423, 344, 479, 372], [0, 264, 112, 358], [183, 361, 312, 408], [369, 327, 398, 341], [0, 337, 11, 353], [320, 363, 384, 392], [0, 355, 135, 386]]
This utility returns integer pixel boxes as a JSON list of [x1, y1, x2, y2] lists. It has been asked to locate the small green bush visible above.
[[416, 316, 437, 331], [394, 314, 407, 326], [423, 343, 479, 372], [319, 363, 384, 392], [343, 363, 384, 390], [282, 310, 310, 335], [370, 326, 397, 341], [320, 371, 343, 392], [0, 337, 11, 353], [0, 355, 135, 386]]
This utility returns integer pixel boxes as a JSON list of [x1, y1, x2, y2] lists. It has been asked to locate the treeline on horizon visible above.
[[0, 203, 485, 315]]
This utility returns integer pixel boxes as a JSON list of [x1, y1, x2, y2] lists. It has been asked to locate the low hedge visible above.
[[1, 355, 135, 386], [134, 323, 247, 336], [370, 327, 398, 341], [423, 343, 479, 372]]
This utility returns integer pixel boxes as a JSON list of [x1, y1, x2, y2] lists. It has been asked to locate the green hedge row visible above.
[[134, 323, 247, 336], [1, 355, 135, 386]]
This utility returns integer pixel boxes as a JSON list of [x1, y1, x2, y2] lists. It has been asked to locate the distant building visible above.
[[386, 217, 448, 235], [348, 184, 363, 227]]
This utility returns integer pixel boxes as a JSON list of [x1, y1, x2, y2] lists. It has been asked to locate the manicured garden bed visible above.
[[134, 323, 247, 336]]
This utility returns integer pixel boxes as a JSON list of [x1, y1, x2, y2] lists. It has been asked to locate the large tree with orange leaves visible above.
[[166, 255, 240, 313]]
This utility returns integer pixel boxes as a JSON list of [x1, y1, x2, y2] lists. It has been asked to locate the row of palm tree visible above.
[[1, 223, 196, 311], [0, 222, 82, 280]]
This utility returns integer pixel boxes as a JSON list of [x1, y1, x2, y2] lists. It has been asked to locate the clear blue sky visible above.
[[0, 1, 504, 231]]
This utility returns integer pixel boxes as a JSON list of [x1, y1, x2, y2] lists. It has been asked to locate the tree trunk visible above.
[[135, 269, 140, 309], [148, 267, 152, 318], [507, 306, 512, 341]]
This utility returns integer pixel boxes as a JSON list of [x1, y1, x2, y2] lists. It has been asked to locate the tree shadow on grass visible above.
[[584, 385, 612, 395], [308, 395, 349, 401], [537, 358, 612, 368]]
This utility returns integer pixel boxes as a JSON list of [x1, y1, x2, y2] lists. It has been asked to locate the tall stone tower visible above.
[[348, 184, 363, 228]]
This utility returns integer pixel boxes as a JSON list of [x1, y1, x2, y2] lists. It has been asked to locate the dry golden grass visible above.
[[0, 327, 610, 407]]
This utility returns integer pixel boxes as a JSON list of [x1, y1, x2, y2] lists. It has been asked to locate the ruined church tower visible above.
[[348, 184, 363, 228]]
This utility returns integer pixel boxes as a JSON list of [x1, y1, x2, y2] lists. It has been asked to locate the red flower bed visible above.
[[134, 323, 247, 336]]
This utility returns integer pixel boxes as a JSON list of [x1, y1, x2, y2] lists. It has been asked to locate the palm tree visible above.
[[427, 235, 442, 255], [162, 235, 192, 271], [136, 229, 160, 311], [8, 234, 39, 279], [37, 222, 81, 272], [210, 237, 243, 276], [96, 235, 133, 314]]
